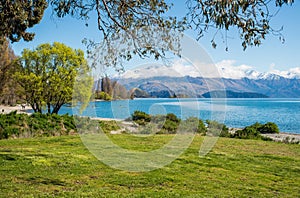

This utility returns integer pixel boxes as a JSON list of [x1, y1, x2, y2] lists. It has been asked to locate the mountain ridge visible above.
[[117, 76, 300, 98], [119, 63, 300, 80]]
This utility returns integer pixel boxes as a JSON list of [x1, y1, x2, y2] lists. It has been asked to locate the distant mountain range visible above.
[[119, 62, 300, 80], [114, 64, 300, 98]]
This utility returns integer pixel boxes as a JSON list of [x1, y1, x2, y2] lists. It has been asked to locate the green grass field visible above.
[[0, 134, 299, 197]]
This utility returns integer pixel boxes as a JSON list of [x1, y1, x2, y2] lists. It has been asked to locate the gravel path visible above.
[[0, 105, 32, 114], [262, 133, 300, 143]]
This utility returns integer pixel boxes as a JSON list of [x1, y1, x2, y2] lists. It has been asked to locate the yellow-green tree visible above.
[[15, 42, 93, 114]]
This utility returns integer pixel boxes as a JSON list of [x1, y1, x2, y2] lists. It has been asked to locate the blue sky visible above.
[[11, 1, 300, 74]]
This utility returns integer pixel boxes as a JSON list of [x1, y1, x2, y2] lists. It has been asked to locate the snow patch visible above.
[[119, 59, 300, 80]]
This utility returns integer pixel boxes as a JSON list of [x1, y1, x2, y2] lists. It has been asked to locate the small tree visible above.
[[258, 122, 279, 134], [15, 42, 93, 114]]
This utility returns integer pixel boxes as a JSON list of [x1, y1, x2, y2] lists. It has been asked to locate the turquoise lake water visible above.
[[59, 98, 300, 134]]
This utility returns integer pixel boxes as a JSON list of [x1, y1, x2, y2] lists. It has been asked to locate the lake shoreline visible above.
[[0, 104, 32, 114], [0, 104, 299, 143], [261, 132, 300, 143], [90, 116, 300, 143]]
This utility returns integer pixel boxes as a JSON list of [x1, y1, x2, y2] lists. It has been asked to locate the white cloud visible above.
[[215, 60, 260, 79], [120, 59, 216, 78], [120, 59, 300, 80]]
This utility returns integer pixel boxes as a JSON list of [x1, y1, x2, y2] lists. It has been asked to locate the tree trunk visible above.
[[51, 103, 63, 114], [47, 103, 51, 114]]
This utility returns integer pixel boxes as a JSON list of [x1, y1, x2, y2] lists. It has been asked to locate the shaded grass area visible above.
[[0, 135, 299, 197]]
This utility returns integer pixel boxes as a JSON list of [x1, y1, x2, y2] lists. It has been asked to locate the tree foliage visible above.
[[48, 0, 294, 69], [233, 122, 279, 139], [50, 0, 185, 70], [95, 91, 112, 101], [101, 76, 113, 96], [132, 110, 152, 126], [0, 39, 22, 105], [1, 1, 295, 70], [206, 120, 229, 137], [15, 42, 93, 114], [186, 0, 294, 50], [178, 117, 207, 135], [94, 76, 129, 100], [130, 111, 207, 134], [0, 1, 47, 43], [0, 39, 16, 93]]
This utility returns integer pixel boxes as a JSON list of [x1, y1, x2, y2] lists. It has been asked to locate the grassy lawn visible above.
[[0, 134, 299, 197]]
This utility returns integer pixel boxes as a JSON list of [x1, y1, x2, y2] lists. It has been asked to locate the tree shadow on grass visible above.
[[0, 153, 17, 161], [26, 176, 66, 186]]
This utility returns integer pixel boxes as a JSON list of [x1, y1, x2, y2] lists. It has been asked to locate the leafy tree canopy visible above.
[[0, 1, 47, 43], [0, 39, 16, 94], [186, 0, 294, 50], [1, 1, 295, 69], [15, 42, 93, 114], [49, 0, 294, 69]]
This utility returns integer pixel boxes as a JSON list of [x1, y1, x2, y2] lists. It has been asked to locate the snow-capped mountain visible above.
[[119, 60, 300, 80], [115, 60, 300, 98]]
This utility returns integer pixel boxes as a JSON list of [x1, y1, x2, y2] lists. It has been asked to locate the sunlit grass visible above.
[[0, 135, 299, 197]]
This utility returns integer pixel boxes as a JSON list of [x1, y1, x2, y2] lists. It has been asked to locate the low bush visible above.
[[161, 119, 179, 134], [131, 111, 209, 135], [233, 127, 261, 139], [99, 120, 120, 133], [180, 117, 207, 135], [0, 110, 282, 143], [258, 122, 279, 134], [232, 122, 280, 140], [166, 113, 180, 123], [206, 120, 229, 137], [0, 112, 77, 139], [132, 111, 151, 125]]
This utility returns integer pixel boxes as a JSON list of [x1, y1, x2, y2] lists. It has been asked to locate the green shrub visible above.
[[132, 111, 151, 125], [2, 127, 19, 138], [99, 120, 120, 133], [232, 122, 280, 140], [180, 117, 207, 134], [151, 114, 166, 124], [131, 111, 209, 135], [258, 122, 279, 134], [233, 127, 261, 139], [0, 113, 77, 139], [166, 113, 180, 123], [206, 120, 229, 137], [162, 119, 179, 134], [95, 91, 112, 101]]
